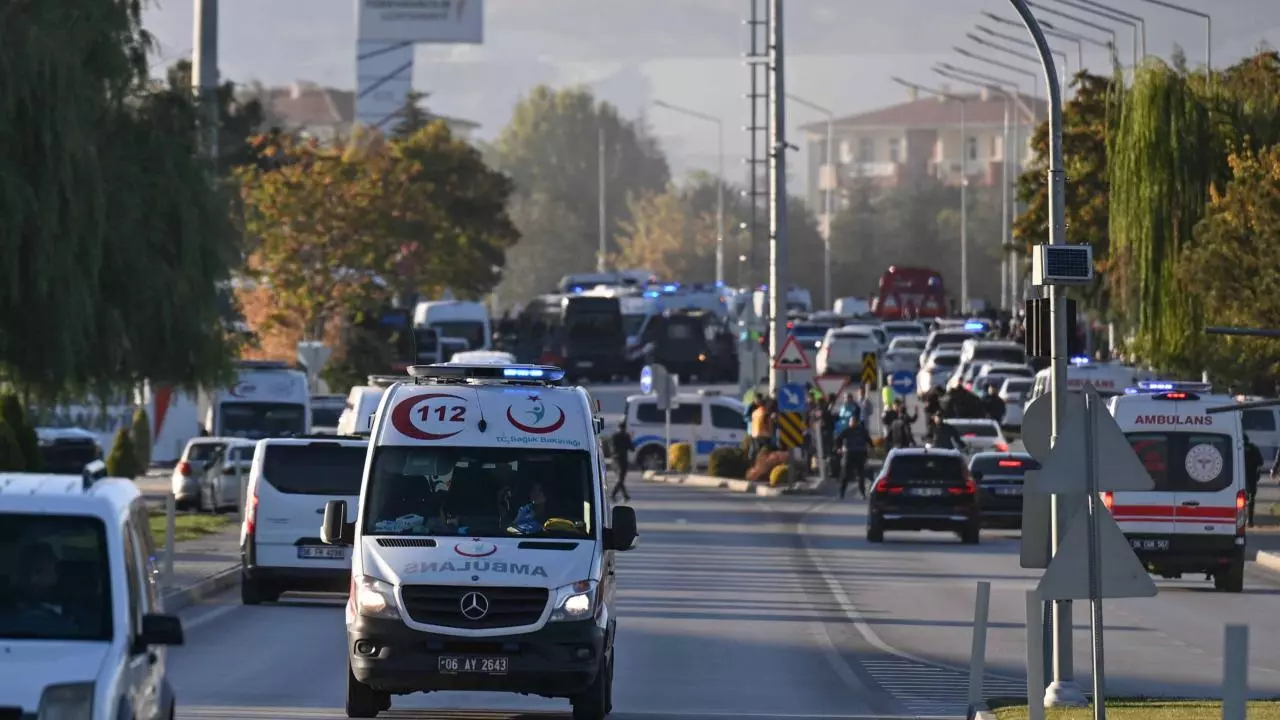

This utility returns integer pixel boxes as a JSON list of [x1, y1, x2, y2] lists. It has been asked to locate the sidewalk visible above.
[[158, 527, 241, 612]]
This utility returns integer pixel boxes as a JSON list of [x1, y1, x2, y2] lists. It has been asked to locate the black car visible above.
[[867, 448, 982, 544], [969, 452, 1036, 529]]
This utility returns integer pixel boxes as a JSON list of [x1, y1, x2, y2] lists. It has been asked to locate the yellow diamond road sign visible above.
[[861, 352, 878, 387]]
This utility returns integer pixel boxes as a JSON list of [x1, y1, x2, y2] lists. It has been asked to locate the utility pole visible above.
[[766, 0, 787, 396], [959, 99, 969, 313], [597, 124, 607, 273], [192, 0, 219, 162]]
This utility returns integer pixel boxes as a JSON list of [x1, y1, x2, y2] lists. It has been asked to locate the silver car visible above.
[[942, 418, 1009, 455]]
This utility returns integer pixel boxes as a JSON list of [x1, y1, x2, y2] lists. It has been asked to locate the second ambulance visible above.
[[1107, 380, 1247, 592], [318, 363, 638, 719]]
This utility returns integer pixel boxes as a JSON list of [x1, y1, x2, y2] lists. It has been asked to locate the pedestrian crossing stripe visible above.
[[777, 411, 806, 449]]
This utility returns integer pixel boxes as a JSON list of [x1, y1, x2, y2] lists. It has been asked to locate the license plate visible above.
[[1130, 538, 1169, 551], [577, 360, 594, 368], [996, 487, 1022, 496], [910, 487, 943, 497], [297, 546, 345, 560], [438, 655, 509, 675]]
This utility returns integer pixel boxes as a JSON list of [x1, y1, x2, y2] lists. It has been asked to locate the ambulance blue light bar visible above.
[[1070, 355, 1092, 365], [1137, 380, 1213, 393], [963, 321, 988, 332], [407, 364, 566, 383]]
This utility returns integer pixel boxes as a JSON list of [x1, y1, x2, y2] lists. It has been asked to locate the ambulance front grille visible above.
[[400, 585, 549, 629]]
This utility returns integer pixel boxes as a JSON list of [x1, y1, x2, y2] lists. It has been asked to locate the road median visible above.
[[642, 469, 825, 497], [987, 698, 1280, 719]]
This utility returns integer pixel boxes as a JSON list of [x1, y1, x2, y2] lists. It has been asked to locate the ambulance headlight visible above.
[[550, 580, 598, 622], [37, 682, 93, 720], [353, 575, 399, 620]]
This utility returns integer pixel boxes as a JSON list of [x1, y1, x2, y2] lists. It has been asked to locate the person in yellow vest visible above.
[[880, 383, 894, 415], [750, 396, 776, 460]]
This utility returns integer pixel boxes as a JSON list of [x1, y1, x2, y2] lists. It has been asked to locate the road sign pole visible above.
[[1084, 390, 1107, 720], [664, 408, 671, 472]]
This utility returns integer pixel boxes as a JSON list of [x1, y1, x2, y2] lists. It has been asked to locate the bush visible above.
[[769, 463, 789, 487], [746, 450, 788, 483], [0, 420, 25, 471], [0, 393, 39, 471], [668, 442, 692, 472], [708, 446, 749, 479], [131, 407, 152, 468], [106, 427, 141, 479]]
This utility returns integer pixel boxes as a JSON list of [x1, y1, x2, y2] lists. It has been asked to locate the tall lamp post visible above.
[[787, 93, 836, 310], [1049, 0, 1146, 61], [1131, 0, 1210, 71], [653, 100, 727, 287], [976, 25, 1077, 79], [890, 77, 969, 314], [966, 32, 1068, 95], [1026, 1, 1124, 65]]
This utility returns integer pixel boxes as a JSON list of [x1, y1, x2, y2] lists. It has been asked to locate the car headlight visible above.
[[549, 580, 598, 622], [353, 575, 399, 620], [37, 682, 92, 720]]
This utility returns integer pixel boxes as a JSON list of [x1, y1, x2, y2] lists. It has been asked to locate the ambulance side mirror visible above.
[[321, 500, 352, 546], [608, 505, 639, 552]]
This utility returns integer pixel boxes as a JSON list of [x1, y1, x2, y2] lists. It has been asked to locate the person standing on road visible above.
[[609, 422, 634, 503], [926, 411, 966, 451], [981, 383, 1007, 425], [836, 417, 872, 499], [751, 397, 775, 460], [1245, 435, 1263, 527]]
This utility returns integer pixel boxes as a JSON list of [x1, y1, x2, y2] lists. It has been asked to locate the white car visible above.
[[917, 349, 962, 395], [888, 335, 927, 354], [171, 436, 249, 511], [999, 377, 1034, 430], [883, 347, 921, 376], [943, 418, 1009, 454]]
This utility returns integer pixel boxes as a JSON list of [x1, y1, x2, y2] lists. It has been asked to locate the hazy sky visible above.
[[144, 0, 1278, 194]]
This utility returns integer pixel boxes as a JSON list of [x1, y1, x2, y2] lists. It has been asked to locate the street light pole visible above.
[[967, 33, 1067, 95], [975, 26, 1073, 82], [787, 93, 836, 310], [1130, 0, 1210, 71], [1049, 0, 1144, 66], [1026, 2, 1122, 65], [1066, 0, 1146, 58], [653, 100, 728, 286], [890, 78, 968, 312], [192, 0, 219, 162]]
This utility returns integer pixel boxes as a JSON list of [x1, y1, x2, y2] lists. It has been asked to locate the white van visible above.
[[0, 467, 185, 720], [240, 437, 368, 604], [1106, 381, 1247, 592], [1027, 360, 1156, 405], [337, 377, 405, 437], [624, 390, 748, 471], [414, 300, 491, 353], [199, 361, 310, 439], [816, 327, 881, 378], [317, 363, 638, 719]]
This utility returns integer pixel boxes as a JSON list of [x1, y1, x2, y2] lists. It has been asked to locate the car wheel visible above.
[[1214, 561, 1244, 593], [240, 574, 263, 605], [866, 517, 884, 543], [960, 521, 981, 545], [345, 663, 387, 718], [636, 446, 665, 472], [571, 656, 611, 720]]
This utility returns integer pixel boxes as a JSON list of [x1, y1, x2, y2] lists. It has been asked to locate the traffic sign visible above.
[[777, 411, 806, 449], [814, 374, 849, 398], [860, 352, 878, 387], [1036, 501, 1158, 600], [639, 366, 654, 394], [296, 341, 332, 374], [1027, 385, 1155, 495], [777, 383, 807, 413], [773, 334, 812, 370], [889, 370, 916, 396]]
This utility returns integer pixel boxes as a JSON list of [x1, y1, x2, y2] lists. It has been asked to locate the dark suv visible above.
[[969, 452, 1036, 529], [867, 448, 982, 544]]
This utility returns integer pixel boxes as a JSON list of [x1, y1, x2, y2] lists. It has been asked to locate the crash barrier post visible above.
[[966, 581, 991, 718], [164, 493, 176, 590], [812, 414, 828, 487], [1025, 590, 1046, 720], [1223, 624, 1248, 720]]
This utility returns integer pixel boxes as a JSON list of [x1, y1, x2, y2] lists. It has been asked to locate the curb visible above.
[[644, 469, 824, 497], [1257, 550, 1280, 574], [970, 704, 997, 720], [161, 566, 240, 613]]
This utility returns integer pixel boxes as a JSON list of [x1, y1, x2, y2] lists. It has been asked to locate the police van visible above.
[[624, 390, 748, 471], [0, 463, 185, 720], [318, 364, 639, 719], [1106, 380, 1247, 592]]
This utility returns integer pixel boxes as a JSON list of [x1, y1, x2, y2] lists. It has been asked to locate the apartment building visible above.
[[255, 82, 480, 143], [800, 87, 1046, 221]]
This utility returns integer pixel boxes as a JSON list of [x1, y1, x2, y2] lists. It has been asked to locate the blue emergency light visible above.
[[1070, 355, 1092, 365], [571, 286, 583, 293], [662, 284, 679, 293], [963, 321, 988, 332], [644, 290, 660, 298], [408, 363, 566, 383], [1134, 380, 1214, 393]]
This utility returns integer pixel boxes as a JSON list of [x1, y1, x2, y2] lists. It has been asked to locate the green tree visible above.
[[106, 427, 140, 479], [131, 407, 152, 469], [163, 59, 267, 173], [492, 86, 670, 299], [0, 394, 39, 471], [390, 91, 434, 139], [1014, 72, 1116, 312], [0, 421, 24, 472], [1176, 147, 1280, 391]]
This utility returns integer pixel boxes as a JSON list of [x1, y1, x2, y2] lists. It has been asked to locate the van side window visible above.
[[711, 404, 746, 430], [1243, 410, 1276, 432], [668, 404, 703, 426], [634, 401, 662, 424], [122, 524, 144, 643]]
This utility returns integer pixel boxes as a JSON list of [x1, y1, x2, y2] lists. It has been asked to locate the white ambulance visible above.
[[318, 364, 638, 719], [1027, 359, 1156, 404], [1106, 380, 1247, 592]]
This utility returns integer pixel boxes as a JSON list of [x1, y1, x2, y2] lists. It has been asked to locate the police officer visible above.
[[610, 421, 634, 503]]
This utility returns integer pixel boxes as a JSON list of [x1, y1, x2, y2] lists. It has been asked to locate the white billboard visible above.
[[357, 0, 484, 44], [356, 41, 416, 128]]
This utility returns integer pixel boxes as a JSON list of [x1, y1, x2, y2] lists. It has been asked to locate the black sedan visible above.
[[867, 447, 982, 544], [968, 451, 1036, 529]]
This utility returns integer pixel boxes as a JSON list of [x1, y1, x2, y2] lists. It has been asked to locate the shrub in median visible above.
[[708, 446, 749, 479], [0, 394, 40, 471], [106, 427, 141, 479], [668, 442, 693, 472], [130, 407, 152, 469], [0, 420, 25, 471], [769, 463, 789, 487], [746, 450, 788, 483]]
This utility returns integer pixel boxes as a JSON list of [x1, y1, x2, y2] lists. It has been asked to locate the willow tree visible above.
[[1108, 63, 1219, 374]]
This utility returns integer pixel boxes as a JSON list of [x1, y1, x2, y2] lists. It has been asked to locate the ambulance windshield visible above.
[[1125, 432, 1234, 492], [362, 446, 595, 539]]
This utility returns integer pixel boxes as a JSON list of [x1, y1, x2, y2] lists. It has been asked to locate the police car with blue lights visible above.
[[1106, 380, 1247, 592], [317, 364, 638, 719]]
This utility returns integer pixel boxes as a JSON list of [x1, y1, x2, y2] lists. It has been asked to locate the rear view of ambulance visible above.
[[1106, 381, 1247, 592], [318, 364, 639, 719]]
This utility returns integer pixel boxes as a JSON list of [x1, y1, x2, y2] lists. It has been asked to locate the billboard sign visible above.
[[357, 0, 484, 44]]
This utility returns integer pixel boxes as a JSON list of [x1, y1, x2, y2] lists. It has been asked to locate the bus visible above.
[[872, 266, 946, 320]]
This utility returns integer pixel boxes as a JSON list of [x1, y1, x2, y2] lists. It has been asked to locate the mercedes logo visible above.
[[460, 591, 489, 620]]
